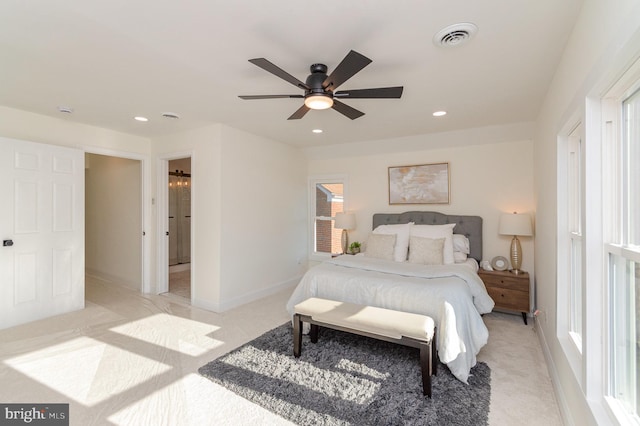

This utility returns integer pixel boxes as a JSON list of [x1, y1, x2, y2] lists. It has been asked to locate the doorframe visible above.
[[157, 151, 194, 299], [84, 146, 151, 293]]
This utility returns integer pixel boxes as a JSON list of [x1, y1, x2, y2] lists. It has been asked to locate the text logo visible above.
[[0, 404, 68, 425]]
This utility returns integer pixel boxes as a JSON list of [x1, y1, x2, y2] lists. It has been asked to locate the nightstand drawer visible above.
[[478, 272, 529, 292], [486, 286, 529, 312]]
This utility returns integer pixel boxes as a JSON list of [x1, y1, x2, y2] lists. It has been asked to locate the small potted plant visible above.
[[349, 241, 361, 255]]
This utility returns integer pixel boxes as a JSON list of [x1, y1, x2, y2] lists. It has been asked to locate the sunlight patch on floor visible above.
[[335, 358, 390, 380], [221, 346, 381, 404], [4, 336, 173, 405], [109, 313, 223, 356]]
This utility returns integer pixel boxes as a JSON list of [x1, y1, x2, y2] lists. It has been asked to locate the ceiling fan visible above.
[[238, 50, 403, 120]]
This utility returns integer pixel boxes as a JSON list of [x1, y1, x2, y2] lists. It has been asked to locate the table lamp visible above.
[[499, 212, 533, 274], [334, 212, 356, 255]]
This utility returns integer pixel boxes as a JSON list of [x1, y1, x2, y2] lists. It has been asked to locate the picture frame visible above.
[[388, 162, 450, 204], [491, 256, 509, 271]]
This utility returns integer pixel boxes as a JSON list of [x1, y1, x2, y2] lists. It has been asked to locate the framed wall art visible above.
[[388, 162, 450, 204]]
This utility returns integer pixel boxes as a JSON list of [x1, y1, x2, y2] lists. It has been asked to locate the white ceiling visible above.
[[0, 0, 584, 148]]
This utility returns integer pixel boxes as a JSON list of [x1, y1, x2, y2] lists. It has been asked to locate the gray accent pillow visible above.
[[408, 236, 445, 265], [364, 233, 396, 261]]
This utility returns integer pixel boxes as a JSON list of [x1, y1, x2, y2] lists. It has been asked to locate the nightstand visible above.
[[478, 270, 530, 324]]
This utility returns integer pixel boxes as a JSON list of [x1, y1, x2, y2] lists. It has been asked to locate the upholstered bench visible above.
[[293, 297, 437, 397]]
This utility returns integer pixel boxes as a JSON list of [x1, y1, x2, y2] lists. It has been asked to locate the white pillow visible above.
[[372, 222, 413, 262], [408, 236, 445, 265], [410, 223, 456, 264], [453, 251, 468, 263], [453, 234, 470, 254], [364, 233, 396, 261]]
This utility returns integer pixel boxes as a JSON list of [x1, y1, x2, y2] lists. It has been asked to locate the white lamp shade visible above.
[[334, 212, 356, 230], [499, 213, 533, 236]]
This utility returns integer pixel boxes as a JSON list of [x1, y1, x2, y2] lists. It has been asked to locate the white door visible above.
[[0, 137, 84, 330]]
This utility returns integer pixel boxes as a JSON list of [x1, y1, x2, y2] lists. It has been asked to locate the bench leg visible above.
[[432, 327, 437, 376], [310, 324, 319, 343], [420, 341, 433, 398], [293, 314, 302, 357]]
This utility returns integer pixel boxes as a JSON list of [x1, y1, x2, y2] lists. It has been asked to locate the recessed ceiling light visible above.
[[312, 129, 323, 134], [134, 116, 149, 122], [57, 106, 73, 114], [433, 111, 447, 117]]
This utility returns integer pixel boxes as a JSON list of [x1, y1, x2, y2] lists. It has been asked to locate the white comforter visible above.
[[286, 255, 495, 383]]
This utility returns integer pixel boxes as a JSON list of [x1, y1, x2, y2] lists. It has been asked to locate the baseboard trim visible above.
[[85, 268, 142, 292], [192, 276, 301, 313], [535, 318, 574, 426]]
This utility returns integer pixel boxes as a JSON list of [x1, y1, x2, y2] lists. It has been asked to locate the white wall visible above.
[[306, 124, 536, 274], [218, 126, 307, 308], [85, 153, 142, 289], [533, 0, 640, 424], [0, 106, 150, 154], [152, 124, 307, 311]]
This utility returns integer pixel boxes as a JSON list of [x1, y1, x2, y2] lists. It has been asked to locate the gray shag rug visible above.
[[198, 323, 490, 425]]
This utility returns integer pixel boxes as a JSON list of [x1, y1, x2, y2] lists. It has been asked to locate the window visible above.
[[568, 124, 584, 345], [309, 176, 346, 258], [605, 86, 640, 421], [557, 119, 585, 376]]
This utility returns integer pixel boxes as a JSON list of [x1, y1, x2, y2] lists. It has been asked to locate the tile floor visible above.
[[169, 267, 191, 299]]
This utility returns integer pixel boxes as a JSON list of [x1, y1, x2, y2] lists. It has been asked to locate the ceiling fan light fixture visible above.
[[304, 94, 334, 110]]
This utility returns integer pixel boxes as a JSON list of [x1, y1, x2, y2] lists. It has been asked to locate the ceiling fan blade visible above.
[[239, 94, 304, 100], [323, 50, 372, 92], [248, 58, 310, 90], [334, 86, 403, 99], [287, 104, 310, 120], [331, 99, 365, 120]]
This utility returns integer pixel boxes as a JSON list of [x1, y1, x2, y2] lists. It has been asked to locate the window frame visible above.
[[600, 57, 640, 425], [557, 116, 586, 384], [568, 123, 584, 347]]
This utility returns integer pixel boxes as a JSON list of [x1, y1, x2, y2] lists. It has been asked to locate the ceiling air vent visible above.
[[161, 112, 180, 119], [433, 23, 478, 48]]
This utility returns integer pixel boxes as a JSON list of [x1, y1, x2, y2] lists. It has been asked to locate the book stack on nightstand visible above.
[[478, 270, 530, 324]]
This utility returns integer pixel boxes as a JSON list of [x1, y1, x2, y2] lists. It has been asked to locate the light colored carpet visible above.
[[0, 276, 562, 425]]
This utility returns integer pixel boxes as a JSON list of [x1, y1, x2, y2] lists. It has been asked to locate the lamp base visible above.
[[341, 229, 349, 255], [509, 235, 523, 273]]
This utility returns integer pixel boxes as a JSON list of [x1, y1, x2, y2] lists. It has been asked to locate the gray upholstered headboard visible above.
[[372, 211, 483, 262]]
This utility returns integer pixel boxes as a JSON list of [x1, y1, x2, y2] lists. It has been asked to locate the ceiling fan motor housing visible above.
[[306, 63, 331, 97]]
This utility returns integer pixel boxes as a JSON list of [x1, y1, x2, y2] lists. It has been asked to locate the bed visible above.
[[286, 211, 495, 383]]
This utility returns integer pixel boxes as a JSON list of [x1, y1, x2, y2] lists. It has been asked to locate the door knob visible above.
[[3, 239, 14, 247]]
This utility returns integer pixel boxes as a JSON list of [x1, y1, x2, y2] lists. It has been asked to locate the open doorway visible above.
[[168, 158, 191, 299], [85, 153, 143, 291]]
